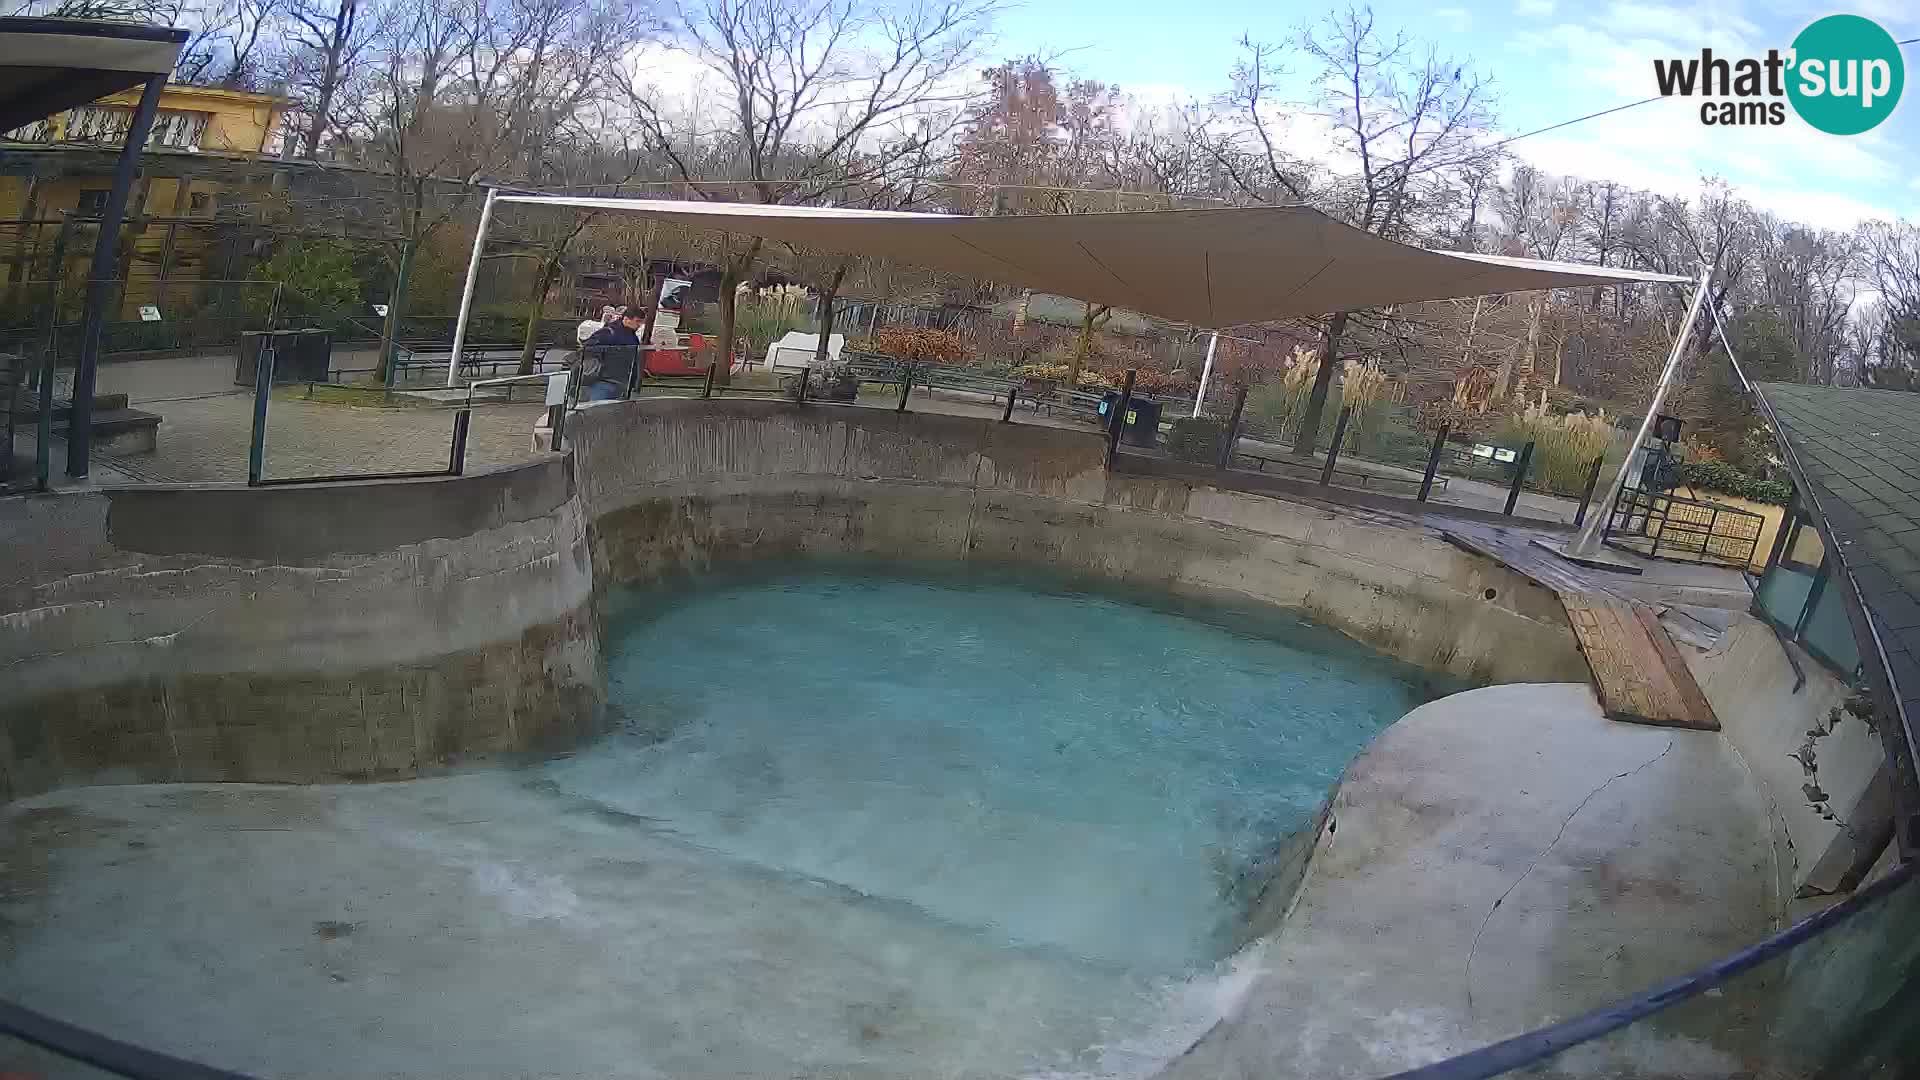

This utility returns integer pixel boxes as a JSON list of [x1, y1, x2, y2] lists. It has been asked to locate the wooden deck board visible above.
[[1562, 596, 1720, 730]]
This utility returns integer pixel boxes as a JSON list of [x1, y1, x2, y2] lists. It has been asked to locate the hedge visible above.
[[1167, 416, 1224, 464], [1678, 460, 1793, 506]]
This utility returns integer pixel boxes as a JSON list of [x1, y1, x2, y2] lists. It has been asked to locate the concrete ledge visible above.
[[0, 606, 604, 802], [105, 456, 574, 562], [3, 455, 602, 796]]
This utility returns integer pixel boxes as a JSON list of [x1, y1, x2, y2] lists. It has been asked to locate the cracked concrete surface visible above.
[[1161, 683, 1780, 1080]]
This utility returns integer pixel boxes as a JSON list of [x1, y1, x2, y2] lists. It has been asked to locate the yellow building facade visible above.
[[1, 83, 287, 316]]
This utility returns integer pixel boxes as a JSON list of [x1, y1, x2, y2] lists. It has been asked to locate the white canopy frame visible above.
[[448, 192, 1708, 560]]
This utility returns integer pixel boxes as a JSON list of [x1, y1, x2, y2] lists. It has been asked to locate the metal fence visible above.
[[1605, 486, 1769, 569]]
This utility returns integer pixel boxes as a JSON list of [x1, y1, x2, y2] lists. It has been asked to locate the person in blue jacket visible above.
[[581, 305, 645, 400]]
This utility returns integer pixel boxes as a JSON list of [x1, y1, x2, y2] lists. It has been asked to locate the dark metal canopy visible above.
[[0, 17, 186, 134]]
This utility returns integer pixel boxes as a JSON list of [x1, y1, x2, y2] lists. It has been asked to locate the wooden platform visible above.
[[1561, 596, 1720, 731]]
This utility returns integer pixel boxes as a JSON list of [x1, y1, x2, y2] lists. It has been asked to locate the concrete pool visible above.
[[0, 398, 1906, 1078], [0, 565, 1448, 1077]]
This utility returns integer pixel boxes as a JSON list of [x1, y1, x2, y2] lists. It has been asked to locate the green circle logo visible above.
[[1788, 14, 1903, 135]]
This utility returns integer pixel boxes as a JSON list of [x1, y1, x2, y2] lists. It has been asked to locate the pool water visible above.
[[551, 565, 1437, 976]]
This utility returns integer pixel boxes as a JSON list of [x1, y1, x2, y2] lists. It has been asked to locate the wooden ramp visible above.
[[1562, 596, 1720, 731]]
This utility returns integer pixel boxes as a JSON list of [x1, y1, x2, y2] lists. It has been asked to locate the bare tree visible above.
[[1752, 219, 1858, 383], [332, 0, 492, 381], [175, 0, 284, 89], [619, 0, 997, 379], [1860, 221, 1920, 387], [285, 0, 373, 157], [1251, 5, 1498, 453]]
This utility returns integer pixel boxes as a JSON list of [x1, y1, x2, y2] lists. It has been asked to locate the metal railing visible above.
[[244, 343, 474, 487], [1604, 485, 1767, 568]]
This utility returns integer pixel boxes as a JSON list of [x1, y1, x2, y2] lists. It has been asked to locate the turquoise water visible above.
[[551, 565, 1436, 976]]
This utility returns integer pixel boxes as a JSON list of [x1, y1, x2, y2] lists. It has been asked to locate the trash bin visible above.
[[235, 330, 331, 385], [1123, 396, 1162, 447], [285, 329, 333, 382], [1098, 391, 1162, 448]]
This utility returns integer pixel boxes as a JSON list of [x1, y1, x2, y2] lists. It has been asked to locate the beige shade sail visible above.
[[496, 196, 1692, 328]]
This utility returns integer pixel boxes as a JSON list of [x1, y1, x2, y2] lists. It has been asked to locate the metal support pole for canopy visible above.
[[446, 187, 498, 388], [68, 74, 165, 478], [1564, 267, 1713, 559], [1192, 331, 1218, 418]]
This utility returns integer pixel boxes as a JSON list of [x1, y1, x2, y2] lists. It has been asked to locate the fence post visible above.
[[1319, 407, 1353, 485], [32, 342, 55, 493], [629, 274, 668, 398], [702, 362, 716, 399], [1418, 424, 1449, 502], [1001, 384, 1018, 423], [32, 217, 71, 492], [1504, 440, 1536, 516], [1104, 368, 1137, 470], [1574, 455, 1606, 528], [246, 344, 275, 486], [448, 408, 471, 475], [70, 74, 165, 479], [1217, 385, 1248, 470], [797, 365, 810, 405], [897, 364, 913, 412]]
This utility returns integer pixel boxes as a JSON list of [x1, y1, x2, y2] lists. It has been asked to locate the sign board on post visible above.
[[372, 304, 390, 317], [544, 371, 571, 407], [138, 305, 161, 322]]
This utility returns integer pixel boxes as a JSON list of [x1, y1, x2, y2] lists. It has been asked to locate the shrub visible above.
[[1246, 345, 1321, 440], [1167, 416, 1224, 463], [1011, 362, 1112, 389], [1498, 402, 1620, 495], [1111, 367, 1195, 395], [867, 327, 972, 364], [1678, 460, 1792, 505], [736, 284, 812, 359]]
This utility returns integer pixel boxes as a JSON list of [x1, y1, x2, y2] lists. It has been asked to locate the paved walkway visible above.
[[80, 353, 548, 484]]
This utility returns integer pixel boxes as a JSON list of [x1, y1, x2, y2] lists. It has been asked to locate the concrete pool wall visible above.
[[0, 456, 602, 801], [570, 398, 1591, 687], [13, 395, 1862, 819]]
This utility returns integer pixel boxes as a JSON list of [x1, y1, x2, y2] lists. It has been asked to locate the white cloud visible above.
[[1515, 0, 1556, 16], [1497, 0, 1908, 227], [1434, 6, 1472, 30]]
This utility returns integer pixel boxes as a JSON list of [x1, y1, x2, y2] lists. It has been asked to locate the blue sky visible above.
[[991, 0, 1918, 228]]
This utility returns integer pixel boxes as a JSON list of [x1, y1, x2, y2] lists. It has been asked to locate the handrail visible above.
[[1382, 857, 1916, 1080], [0, 998, 258, 1080], [464, 370, 565, 408]]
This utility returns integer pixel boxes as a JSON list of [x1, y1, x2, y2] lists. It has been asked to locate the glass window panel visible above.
[[1800, 573, 1862, 674], [1756, 562, 1816, 632]]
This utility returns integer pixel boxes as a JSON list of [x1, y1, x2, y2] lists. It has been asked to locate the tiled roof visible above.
[[1758, 382, 1920, 722]]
